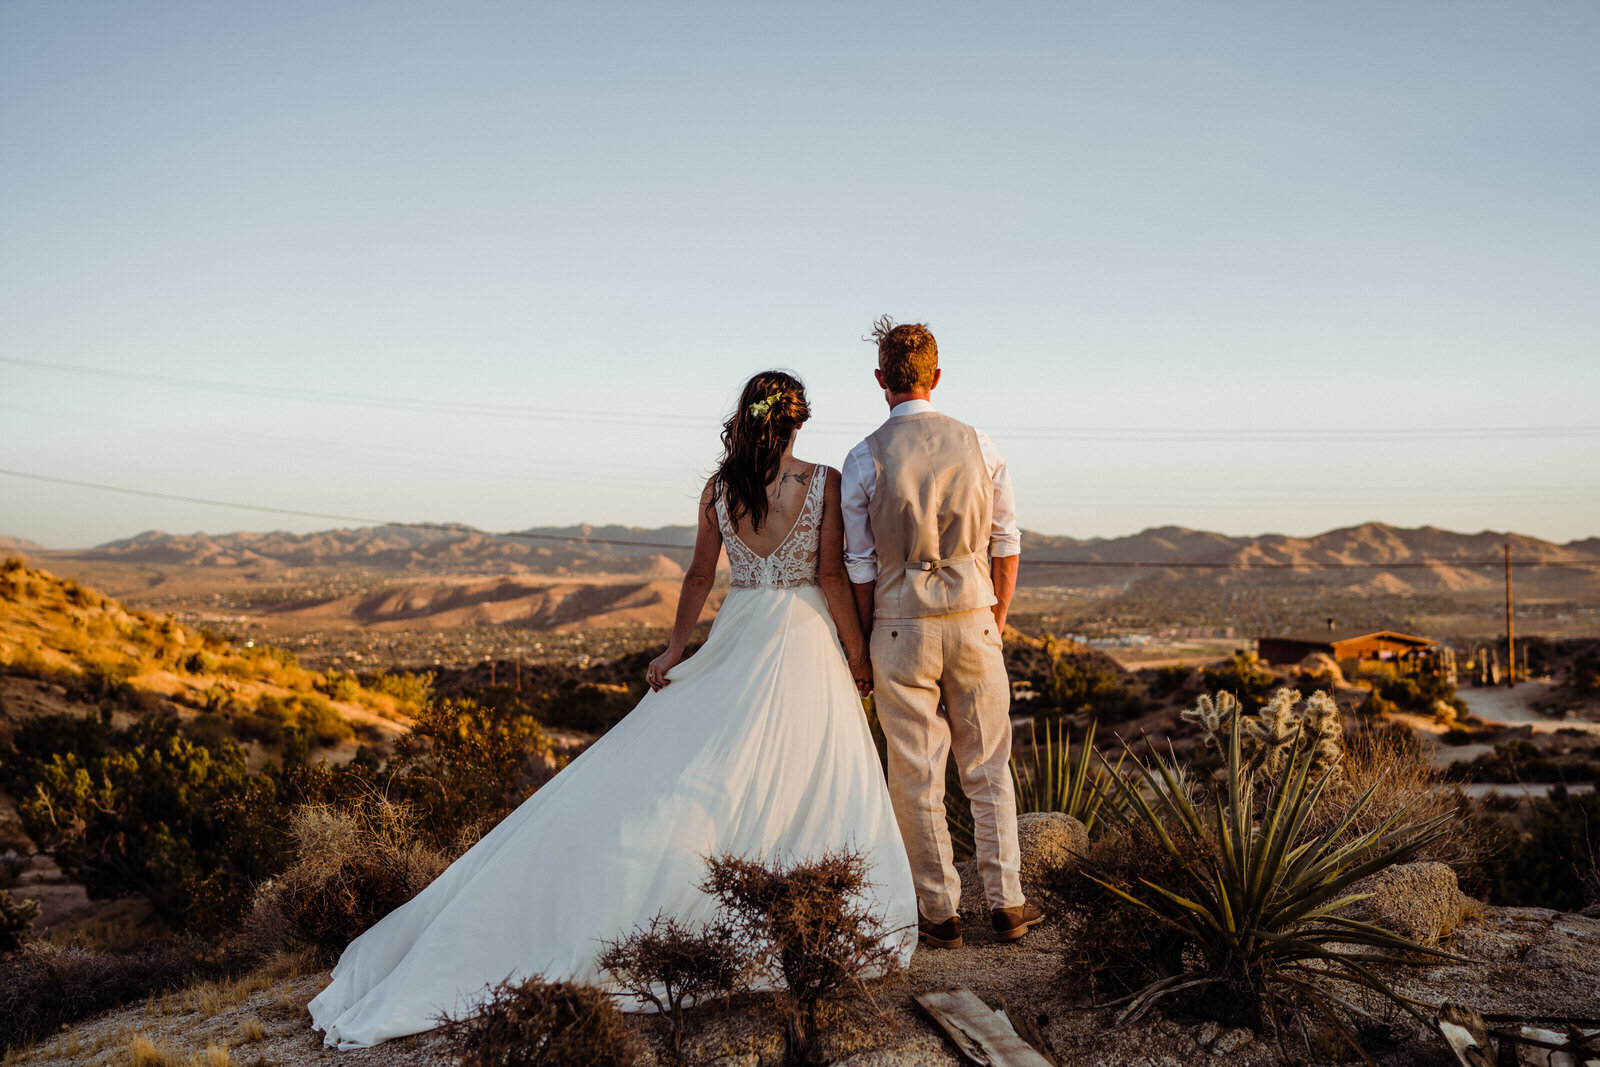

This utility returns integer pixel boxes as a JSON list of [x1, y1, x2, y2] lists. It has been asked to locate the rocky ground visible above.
[[13, 816, 1600, 1067], [15, 903, 1600, 1067]]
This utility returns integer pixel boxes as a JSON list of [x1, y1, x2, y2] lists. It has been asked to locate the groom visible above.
[[842, 317, 1042, 949]]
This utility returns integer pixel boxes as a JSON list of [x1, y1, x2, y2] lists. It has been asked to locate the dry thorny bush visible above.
[[248, 796, 450, 962], [700, 849, 907, 1065], [597, 911, 743, 1059], [439, 976, 643, 1067]]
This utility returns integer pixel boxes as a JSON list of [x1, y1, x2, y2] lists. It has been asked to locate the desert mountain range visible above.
[[7, 522, 1596, 636], [37, 521, 1600, 579]]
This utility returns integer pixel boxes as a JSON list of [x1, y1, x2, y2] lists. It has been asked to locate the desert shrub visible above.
[[1480, 786, 1600, 909], [14, 713, 288, 927], [60, 578, 99, 609], [538, 681, 642, 735], [5, 713, 294, 929], [237, 693, 295, 743], [295, 693, 354, 746], [598, 911, 743, 1058], [438, 975, 642, 1067], [701, 850, 905, 1064], [365, 669, 435, 710], [384, 698, 560, 851], [1200, 654, 1276, 714], [179, 650, 218, 675], [1367, 671, 1467, 718], [0, 889, 39, 952], [1052, 818, 1200, 1002], [0, 936, 258, 1052], [1147, 663, 1193, 700], [317, 671, 362, 703], [63, 658, 141, 705], [1335, 726, 1485, 878], [1082, 696, 1463, 1059], [1045, 659, 1144, 722], [250, 798, 448, 961], [951, 718, 1123, 855]]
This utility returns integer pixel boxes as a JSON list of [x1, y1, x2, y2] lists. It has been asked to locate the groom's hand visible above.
[[849, 653, 873, 696]]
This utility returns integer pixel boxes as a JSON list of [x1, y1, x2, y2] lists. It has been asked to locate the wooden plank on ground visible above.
[[1437, 1004, 1495, 1067], [915, 987, 1054, 1067]]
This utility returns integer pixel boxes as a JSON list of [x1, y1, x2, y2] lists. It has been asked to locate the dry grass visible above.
[[248, 800, 448, 963], [237, 1017, 266, 1044], [1330, 726, 1487, 875], [127, 1032, 176, 1066]]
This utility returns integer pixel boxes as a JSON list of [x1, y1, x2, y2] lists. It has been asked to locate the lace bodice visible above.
[[716, 465, 825, 589]]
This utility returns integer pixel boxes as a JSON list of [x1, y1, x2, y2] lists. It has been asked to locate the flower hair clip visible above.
[[748, 392, 783, 418]]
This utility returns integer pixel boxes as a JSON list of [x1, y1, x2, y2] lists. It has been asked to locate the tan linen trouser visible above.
[[872, 607, 1022, 921]]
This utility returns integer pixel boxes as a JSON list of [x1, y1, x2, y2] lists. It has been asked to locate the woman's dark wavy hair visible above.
[[712, 370, 811, 533]]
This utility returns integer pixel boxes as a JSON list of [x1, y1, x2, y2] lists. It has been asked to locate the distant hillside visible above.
[[68, 523, 697, 575], [0, 536, 45, 555], [1021, 522, 1600, 595]]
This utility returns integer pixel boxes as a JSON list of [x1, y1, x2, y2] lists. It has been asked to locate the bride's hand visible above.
[[646, 648, 682, 691], [848, 653, 873, 697]]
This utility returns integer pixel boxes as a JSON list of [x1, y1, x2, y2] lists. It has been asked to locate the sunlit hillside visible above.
[[0, 557, 414, 757]]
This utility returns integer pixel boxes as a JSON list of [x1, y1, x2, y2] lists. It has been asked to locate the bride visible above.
[[309, 370, 918, 1048]]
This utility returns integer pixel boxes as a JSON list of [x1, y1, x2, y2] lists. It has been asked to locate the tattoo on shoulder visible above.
[[780, 470, 811, 487]]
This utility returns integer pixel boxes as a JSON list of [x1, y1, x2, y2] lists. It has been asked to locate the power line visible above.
[[8, 355, 1600, 442], [5, 466, 1598, 569]]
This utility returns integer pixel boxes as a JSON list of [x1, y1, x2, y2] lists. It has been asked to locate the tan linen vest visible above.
[[866, 411, 997, 620]]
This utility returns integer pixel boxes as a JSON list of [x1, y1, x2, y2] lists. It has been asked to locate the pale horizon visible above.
[[5, 2, 1597, 548]]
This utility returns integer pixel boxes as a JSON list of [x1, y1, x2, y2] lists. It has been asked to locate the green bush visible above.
[[365, 669, 435, 710], [1199, 654, 1276, 714], [384, 698, 559, 852], [1147, 664, 1193, 700], [1479, 786, 1600, 910], [296, 694, 355, 746], [11, 717, 289, 929], [317, 671, 362, 703]]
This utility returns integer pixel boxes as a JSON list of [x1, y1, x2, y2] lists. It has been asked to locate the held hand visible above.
[[848, 653, 873, 697], [646, 648, 683, 691]]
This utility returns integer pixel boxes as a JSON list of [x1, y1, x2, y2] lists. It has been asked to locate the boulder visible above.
[[956, 812, 1088, 921], [1297, 652, 1344, 684], [1347, 861, 1462, 945]]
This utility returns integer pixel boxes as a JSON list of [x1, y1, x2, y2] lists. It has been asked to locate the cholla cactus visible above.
[[1182, 687, 1346, 788], [1246, 688, 1302, 780], [1181, 691, 1240, 759], [1301, 690, 1345, 785]]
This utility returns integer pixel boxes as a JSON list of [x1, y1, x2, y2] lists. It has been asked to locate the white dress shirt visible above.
[[840, 399, 1021, 585]]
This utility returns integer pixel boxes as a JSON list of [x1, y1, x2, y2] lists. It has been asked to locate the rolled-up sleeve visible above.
[[976, 430, 1021, 558], [840, 440, 878, 583]]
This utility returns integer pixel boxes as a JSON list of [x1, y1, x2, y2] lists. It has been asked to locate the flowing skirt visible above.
[[308, 583, 917, 1048]]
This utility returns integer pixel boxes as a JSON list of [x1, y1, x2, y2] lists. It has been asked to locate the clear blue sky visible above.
[[3, 2, 1597, 549]]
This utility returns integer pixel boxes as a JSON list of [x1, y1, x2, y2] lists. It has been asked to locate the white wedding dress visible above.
[[309, 466, 917, 1048]]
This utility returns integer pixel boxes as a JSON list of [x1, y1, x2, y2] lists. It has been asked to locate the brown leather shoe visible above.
[[991, 899, 1045, 942], [918, 912, 962, 949]]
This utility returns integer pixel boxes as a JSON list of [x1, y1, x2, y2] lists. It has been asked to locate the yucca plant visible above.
[[1087, 694, 1467, 1061], [946, 718, 1122, 859], [1010, 718, 1125, 835]]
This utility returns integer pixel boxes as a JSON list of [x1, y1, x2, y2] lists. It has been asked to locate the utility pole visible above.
[[1504, 543, 1516, 687]]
